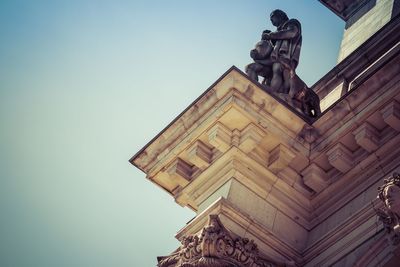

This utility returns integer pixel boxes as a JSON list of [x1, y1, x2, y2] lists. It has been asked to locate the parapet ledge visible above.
[[312, 13, 400, 116]]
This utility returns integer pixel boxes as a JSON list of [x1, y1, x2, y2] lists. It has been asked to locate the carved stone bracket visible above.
[[187, 140, 213, 169], [268, 144, 295, 174], [157, 215, 278, 267], [167, 158, 193, 187], [207, 122, 232, 153], [380, 100, 400, 132], [352, 122, 380, 152], [302, 163, 329, 193], [326, 143, 353, 173], [239, 123, 265, 153]]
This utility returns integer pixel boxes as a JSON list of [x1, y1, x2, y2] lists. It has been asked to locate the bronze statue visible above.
[[245, 31, 274, 85], [246, 9, 321, 118], [246, 9, 302, 94]]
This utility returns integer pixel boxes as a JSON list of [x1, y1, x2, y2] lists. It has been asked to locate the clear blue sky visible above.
[[0, 1, 344, 266]]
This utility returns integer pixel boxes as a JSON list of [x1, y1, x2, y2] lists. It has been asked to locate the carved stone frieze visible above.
[[377, 172, 400, 245], [157, 215, 278, 267]]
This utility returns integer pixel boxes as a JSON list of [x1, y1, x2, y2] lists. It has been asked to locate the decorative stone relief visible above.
[[157, 215, 277, 267], [377, 172, 400, 245]]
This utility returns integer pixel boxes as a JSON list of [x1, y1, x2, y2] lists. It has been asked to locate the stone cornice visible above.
[[131, 66, 312, 174], [312, 50, 400, 147]]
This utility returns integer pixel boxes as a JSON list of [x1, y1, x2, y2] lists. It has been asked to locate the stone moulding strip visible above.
[[304, 198, 383, 262], [352, 233, 389, 267], [304, 201, 383, 266], [175, 146, 313, 229], [349, 41, 400, 92]]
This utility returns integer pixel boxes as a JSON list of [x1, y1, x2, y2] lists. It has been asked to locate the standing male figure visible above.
[[262, 9, 302, 93]]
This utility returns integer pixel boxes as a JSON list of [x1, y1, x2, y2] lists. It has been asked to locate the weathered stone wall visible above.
[[338, 0, 394, 62]]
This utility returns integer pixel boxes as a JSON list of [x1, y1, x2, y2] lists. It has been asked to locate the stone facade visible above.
[[337, 0, 397, 62], [131, 1, 400, 266]]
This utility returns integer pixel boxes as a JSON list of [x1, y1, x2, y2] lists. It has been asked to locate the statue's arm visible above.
[[265, 24, 299, 40]]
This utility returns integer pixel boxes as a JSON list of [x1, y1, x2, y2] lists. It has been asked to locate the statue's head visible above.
[[378, 172, 400, 214], [270, 9, 289, 27]]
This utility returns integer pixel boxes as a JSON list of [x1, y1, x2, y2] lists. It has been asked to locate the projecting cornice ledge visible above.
[[318, 0, 371, 21], [130, 66, 313, 198], [157, 214, 281, 267]]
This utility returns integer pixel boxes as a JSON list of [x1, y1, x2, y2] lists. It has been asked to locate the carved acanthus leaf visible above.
[[376, 172, 400, 246], [157, 215, 277, 267]]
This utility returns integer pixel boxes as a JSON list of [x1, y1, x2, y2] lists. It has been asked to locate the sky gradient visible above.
[[0, 1, 344, 266]]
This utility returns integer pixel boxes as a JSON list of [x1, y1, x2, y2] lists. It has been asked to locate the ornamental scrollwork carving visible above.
[[376, 172, 400, 245], [157, 215, 277, 267]]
